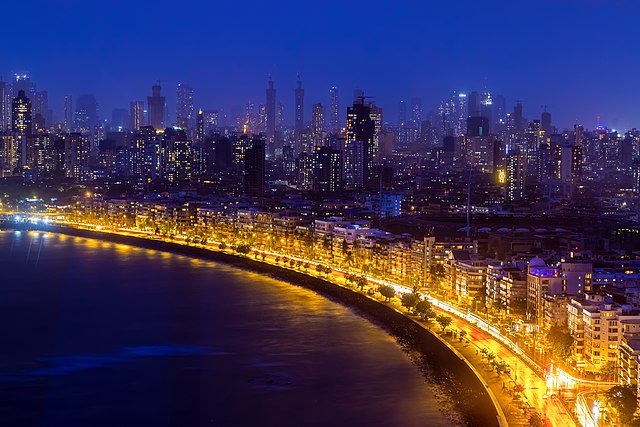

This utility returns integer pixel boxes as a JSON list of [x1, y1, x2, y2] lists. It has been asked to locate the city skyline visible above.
[[3, 0, 640, 130]]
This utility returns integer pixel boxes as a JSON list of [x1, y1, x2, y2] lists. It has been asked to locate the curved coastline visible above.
[[37, 224, 502, 427]]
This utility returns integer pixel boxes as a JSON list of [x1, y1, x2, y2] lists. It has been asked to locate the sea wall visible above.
[[41, 225, 501, 427]]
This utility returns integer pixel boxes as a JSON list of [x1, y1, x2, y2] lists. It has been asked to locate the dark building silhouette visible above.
[[345, 97, 376, 189], [466, 116, 490, 137], [244, 137, 265, 196], [147, 84, 165, 130], [313, 146, 342, 192]]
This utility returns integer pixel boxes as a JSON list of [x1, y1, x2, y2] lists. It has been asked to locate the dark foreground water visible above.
[[0, 231, 459, 427]]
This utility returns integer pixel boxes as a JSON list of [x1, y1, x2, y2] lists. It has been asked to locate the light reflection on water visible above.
[[0, 231, 458, 427]]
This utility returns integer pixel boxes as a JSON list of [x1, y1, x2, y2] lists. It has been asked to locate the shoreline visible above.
[[36, 224, 502, 427]]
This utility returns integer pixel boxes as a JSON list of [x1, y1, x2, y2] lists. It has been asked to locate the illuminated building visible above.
[[345, 96, 376, 189], [0, 134, 18, 176], [130, 101, 145, 131], [75, 94, 98, 136], [505, 149, 526, 201], [244, 137, 265, 196], [294, 76, 304, 134], [311, 103, 324, 148], [147, 84, 165, 130], [196, 109, 204, 145], [296, 152, 313, 190], [411, 98, 422, 124], [204, 110, 219, 133], [176, 83, 194, 128], [312, 146, 342, 192], [328, 86, 339, 133], [64, 133, 90, 180], [12, 90, 32, 135], [161, 127, 192, 183], [398, 100, 407, 125], [466, 116, 489, 137], [572, 124, 584, 178]]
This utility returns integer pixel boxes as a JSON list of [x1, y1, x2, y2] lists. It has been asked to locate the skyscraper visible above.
[[311, 103, 324, 148], [411, 98, 422, 123], [295, 76, 304, 134], [196, 109, 204, 145], [345, 96, 376, 189], [64, 95, 73, 131], [266, 78, 276, 141], [33, 91, 49, 128], [329, 87, 339, 133], [244, 137, 266, 197], [148, 84, 165, 130], [176, 83, 194, 128], [12, 90, 32, 135], [541, 111, 552, 134], [506, 149, 526, 201], [75, 94, 98, 135], [313, 146, 342, 192], [130, 101, 145, 131]]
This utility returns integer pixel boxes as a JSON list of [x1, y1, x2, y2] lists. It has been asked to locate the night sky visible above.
[[4, 0, 639, 129]]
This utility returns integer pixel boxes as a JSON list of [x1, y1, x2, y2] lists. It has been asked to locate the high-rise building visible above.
[[148, 84, 165, 130], [12, 74, 35, 98], [130, 101, 145, 131], [196, 109, 204, 145], [176, 83, 194, 128], [161, 127, 192, 182], [513, 102, 524, 133], [204, 110, 219, 133], [329, 87, 339, 133], [64, 133, 90, 180], [12, 90, 32, 135], [311, 103, 324, 148], [75, 94, 98, 135], [411, 98, 422, 124], [466, 116, 490, 137], [33, 91, 49, 128], [244, 137, 266, 197], [345, 96, 376, 189], [111, 109, 128, 131], [266, 78, 276, 141], [398, 100, 407, 125], [313, 146, 342, 192], [0, 81, 6, 130], [295, 76, 304, 134], [506, 149, 526, 201], [64, 95, 73, 131], [572, 124, 584, 178]]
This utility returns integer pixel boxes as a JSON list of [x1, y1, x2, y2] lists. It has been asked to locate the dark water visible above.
[[0, 231, 457, 427]]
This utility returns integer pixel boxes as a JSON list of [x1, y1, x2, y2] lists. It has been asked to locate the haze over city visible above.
[[4, 0, 640, 129]]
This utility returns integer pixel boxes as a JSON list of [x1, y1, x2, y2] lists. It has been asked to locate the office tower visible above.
[[480, 92, 493, 123], [466, 116, 490, 137], [196, 109, 204, 145], [329, 87, 339, 133], [244, 137, 266, 196], [12, 74, 35, 98], [75, 94, 98, 135], [541, 111, 552, 134], [513, 102, 524, 133], [296, 152, 313, 190], [176, 83, 194, 127], [295, 76, 304, 134], [398, 100, 407, 125], [111, 109, 128, 131], [33, 91, 49, 128], [411, 98, 422, 123], [64, 95, 73, 131], [266, 78, 276, 140], [506, 149, 526, 201], [148, 84, 165, 130], [311, 103, 324, 148], [12, 90, 32, 135], [313, 146, 342, 192], [455, 93, 468, 136], [468, 91, 481, 117], [256, 104, 266, 134], [130, 101, 144, 130], [345, 96, 375, 189], [64, 133, 90, 179]]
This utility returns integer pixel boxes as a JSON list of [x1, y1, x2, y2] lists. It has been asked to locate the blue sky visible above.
[[3, 0, 639, 129]]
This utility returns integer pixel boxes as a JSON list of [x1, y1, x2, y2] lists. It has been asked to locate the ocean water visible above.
[[0, 231, 456, 426]]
